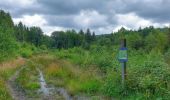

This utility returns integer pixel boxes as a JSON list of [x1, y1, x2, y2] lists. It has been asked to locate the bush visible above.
[[0, 32, 18, 61], [19, 43, 35, 58], [164, 49, 170, 64], [21, 49, 33, 58], [55, 46, 116, 71], [126, 50, 170, 99], [90, 46, 114, 70], [55, 47, 88, 66], [102, 50, 170, 99]]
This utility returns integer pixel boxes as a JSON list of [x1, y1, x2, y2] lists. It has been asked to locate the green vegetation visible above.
[[0, 58, 25, 100], [16, 61, 40, 96], [1, 9, 170, 99], [33, 55, 102, 95], [0, 80, 11, 100], [52, 46, 170, 99]]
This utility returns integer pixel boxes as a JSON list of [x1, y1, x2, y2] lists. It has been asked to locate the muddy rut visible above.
[[7, 66, 73, 100], [7, 63, 108, 100], [7, 66, 26, 100]]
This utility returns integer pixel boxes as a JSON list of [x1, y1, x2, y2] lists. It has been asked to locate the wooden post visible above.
[[121, 39, 127, 85]]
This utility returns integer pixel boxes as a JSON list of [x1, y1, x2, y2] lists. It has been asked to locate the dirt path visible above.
[[37, 68, 70, 100], [7, 66, 26, 100], [7, 65, 66, 100], [6, 63, 107, 100]]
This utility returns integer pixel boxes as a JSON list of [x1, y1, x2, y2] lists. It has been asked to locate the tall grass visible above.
[[16, 61, 40, 96], [53, 46, 170, 99], [34, 55, 103, 96], [0, 58, 25, 100]]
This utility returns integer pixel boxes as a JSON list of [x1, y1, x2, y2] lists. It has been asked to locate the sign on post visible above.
[[118, 47, 128, 62], [118, 39, 127, 86]]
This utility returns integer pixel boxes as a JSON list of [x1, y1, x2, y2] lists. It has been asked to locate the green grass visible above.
[[69, 79, 101, 94], [16, 61, 40, 92], [33, 55, 103, 96], [0, 80, 12, 100], [0, 58, 25, 100], [9, 46, 170, 99], [52, 47, 170, 99]]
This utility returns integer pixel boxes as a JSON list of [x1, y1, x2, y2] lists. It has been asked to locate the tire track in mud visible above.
[[37, 68, 72, 100], [7, 66, 26, 100], [7, 64, 70, 100], [7, 61, 107, 100]]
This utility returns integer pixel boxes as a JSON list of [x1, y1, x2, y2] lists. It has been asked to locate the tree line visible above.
[[1, 9, 170, 60], [15, 22, 96, 49]]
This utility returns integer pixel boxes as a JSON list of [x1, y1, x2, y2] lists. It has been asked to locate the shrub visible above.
[[164, 49, 170, 64], [0, 32, 18, 61], [19, 43, 35, 58], [126, 50, 170, 99]]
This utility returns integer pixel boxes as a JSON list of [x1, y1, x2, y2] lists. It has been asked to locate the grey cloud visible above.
[[1, 0, 170, 34], [45, 15, 77, 28], [37, 0, 108, 15], [37, 0, 170, 26], [113, 0, 170, 23]]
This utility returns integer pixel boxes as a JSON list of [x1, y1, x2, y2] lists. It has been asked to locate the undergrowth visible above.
[[16, 61, 40, 96], [0, 58, 25, 100]]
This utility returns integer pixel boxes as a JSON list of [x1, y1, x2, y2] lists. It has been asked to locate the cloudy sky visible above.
[[0, 0, 170, 35]]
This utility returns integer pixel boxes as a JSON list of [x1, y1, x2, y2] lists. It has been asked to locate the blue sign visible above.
[[118, 47, 128, 62]]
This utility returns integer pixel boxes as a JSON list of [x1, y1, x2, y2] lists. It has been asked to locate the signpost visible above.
[[118, 39, 127, 86]]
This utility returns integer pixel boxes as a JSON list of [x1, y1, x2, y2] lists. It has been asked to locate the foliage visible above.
[[16, 61, 40, 91], [0, 10, 18, 61], [0, 32, 18, 61], [126, 32, 144, 50], [19, 43, 38, 58], [55, 46, 115, 71], [0, 80, 12, 100], [34, 56, 102, 95], [102, 71, 122, 97], [125, 51, 170, 99], [1, 9, 170, 99], [145, 32, 168, 52], [0, 58, 25, 100]]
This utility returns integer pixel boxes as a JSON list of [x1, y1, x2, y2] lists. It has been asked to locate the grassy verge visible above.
[[16, 61, 40, 97], [52, 47, 170, 99], [31, 47, 170, 99], [0, 58, 25, 100], [34, 55, 103, 96]]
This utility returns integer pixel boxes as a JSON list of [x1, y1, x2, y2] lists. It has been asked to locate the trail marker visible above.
[[118, 47, 128, 62], [118, 39, 127, 86]]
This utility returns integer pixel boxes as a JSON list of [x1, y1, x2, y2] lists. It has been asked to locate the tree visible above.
[[126, 32, 144, 50], [0, 10, 18, 61], [85, 28, 92, 43], [145, 32, 168, 52], [79, 29, 84, 36], [14, 22, 27, 42], [0, 32, 18, 61], [40, 35, 53, 48], [28, 27, 43, 46], [168, 26, 170, 46], [0, 10, 14, 35], [51, 31, 66, 49], [92, 32, 96, 41]]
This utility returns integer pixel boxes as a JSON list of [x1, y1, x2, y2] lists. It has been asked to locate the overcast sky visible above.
[[0, 0, 170, 35]]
